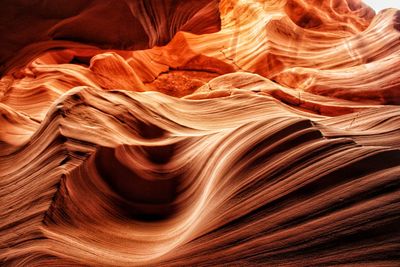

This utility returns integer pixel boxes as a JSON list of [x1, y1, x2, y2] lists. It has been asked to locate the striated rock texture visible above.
[[0, 0, 400, 266]]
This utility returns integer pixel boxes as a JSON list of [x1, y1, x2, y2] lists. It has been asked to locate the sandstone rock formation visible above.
[[1, 0, 399, 266]]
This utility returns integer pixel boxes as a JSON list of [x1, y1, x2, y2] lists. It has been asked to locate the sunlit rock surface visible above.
[[1, 0, 399, 266]]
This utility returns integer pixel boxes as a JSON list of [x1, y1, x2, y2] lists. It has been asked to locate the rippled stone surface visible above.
[[1, 0, 399, 266]]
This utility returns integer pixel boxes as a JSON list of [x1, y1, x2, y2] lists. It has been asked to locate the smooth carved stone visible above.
[[0, 0, 399, 266]]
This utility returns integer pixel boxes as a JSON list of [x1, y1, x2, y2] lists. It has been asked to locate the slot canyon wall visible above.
[[1, 0, 399, 266]]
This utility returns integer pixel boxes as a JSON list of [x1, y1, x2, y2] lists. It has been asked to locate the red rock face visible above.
[[1, 0, 399, 266]]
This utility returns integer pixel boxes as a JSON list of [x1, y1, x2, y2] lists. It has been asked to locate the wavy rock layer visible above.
[[1, 0, 400, 266]]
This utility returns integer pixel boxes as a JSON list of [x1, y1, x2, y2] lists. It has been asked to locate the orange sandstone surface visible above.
[[1, 0, 400, 266]]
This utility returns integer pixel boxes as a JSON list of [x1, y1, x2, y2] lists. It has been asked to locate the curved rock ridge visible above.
[[1, 0, 400, 266], [1, 85, 400, 266]]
